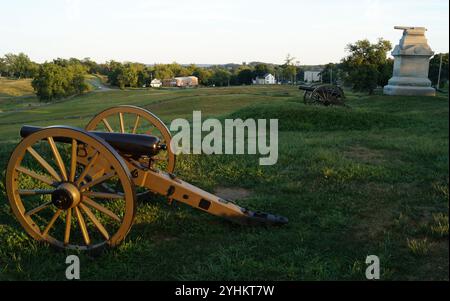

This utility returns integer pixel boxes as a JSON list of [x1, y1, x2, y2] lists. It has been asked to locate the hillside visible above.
[[0, 78, 34, 97], [0, 85, 448, 280]]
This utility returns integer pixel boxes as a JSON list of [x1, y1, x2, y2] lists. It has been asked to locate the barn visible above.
[[162, 76, 199, 87]]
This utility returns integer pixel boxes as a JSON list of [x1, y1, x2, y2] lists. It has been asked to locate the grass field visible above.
[[0, 85, 448, 280], [0, 78, 34, 98]]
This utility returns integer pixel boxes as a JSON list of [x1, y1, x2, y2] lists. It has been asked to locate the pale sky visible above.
[[0, 0, 448, 65]]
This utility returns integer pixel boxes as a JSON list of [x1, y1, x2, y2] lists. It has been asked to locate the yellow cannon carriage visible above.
[[5, 105, 287, 250]]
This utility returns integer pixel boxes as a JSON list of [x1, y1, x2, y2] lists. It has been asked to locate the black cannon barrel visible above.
[[20, 125, 163, 158], [298, 84, 316, 92]]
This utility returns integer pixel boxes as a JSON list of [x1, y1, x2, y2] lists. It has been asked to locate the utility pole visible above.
[[437, 53, 443, 90], [330, 68, 333, 84]]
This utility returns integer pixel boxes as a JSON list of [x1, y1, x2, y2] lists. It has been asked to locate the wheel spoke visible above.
[[79, 203, 110, 240], [102, 118, 114, 132], [47, 137, 68, 181], [83, 191, 124, 199], [16, 166, 56, 186], [145, 126, 154, 135], [119, 112, 125, 133], [75, 151, 99, 186], [132, 115, 140, 134], [82, 196, 121, 222], [42, 209, 61, 236], [69, 139, 78, 182], [19, 189, 54, 196], [152, 156, 166, 161], [64, 208, 72, 245], [74, 206, 90, 245], [25, 201, 52, 216], [26, 147, 62, 182], [80, 172, 116, 191]]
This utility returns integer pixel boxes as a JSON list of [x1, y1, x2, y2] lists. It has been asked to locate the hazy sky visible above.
[[1, 0, 448, 65]]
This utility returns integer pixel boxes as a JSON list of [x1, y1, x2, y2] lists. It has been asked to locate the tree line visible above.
[[105, 58, 300, 89], [1, 43, 448, 101], [0, 53, 39, 78], [0, 53, 302, 101]]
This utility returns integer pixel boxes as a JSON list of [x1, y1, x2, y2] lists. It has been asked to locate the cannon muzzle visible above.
[[239, 208, 289, 226]]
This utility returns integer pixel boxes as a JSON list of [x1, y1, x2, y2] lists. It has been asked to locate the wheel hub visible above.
[[51, 182, 81, 210]]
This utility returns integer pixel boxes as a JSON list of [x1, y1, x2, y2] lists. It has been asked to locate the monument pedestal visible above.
[[383, 26, 435, 96], [383, 85, 436, 96]]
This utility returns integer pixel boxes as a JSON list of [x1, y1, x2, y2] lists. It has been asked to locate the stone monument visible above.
[[383, 26, 435, 96]]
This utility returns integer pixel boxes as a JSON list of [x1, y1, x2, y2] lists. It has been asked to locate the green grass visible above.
[[0, 85, 448, 280]]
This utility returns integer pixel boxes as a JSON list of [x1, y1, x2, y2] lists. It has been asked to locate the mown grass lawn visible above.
[[0, 85, 448, 280]]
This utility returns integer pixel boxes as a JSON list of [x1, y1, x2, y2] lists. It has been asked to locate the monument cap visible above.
[[394, 26, 427, 34]]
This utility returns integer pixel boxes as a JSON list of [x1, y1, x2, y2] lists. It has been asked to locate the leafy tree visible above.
[[341, 38, 392, 94], [237, 68, 253, 85], [186, 64, 197, 76], [32, 63, 65, 100], [165, 62, 191, 77], [106, 61, 148, 88], [0, 57, 6, 77], [320, 63, 341, 84], [81, 57, 108, 74], [192, 67, 212, 85], [32, 62, 88, 101], [106, 61, 125, 88], [137, 66, 152, 87], [53, 57, 84, 68], [295, 66, 303, 82], [116, 69, 135, 88], [377, 58, 393, 87], [130, 63, 146, 87], [429, 53, 449, 88], [209, 68, 231, 86], [253, 63, 273, 77], [66, 64, 89, 95], [282, 54, 297, 84], [3, 53, 37, 78], [229, 72, 239, 86], [152, 64, 174, 80], [273, 65, 284, 83]]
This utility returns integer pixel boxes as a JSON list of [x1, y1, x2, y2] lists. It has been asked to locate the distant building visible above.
[[162, 78, 177, 87], [304, 70, 322, 83], [253, 73, 276, 85], [150, 79, 162, 88], [162, 76, 199, 87]]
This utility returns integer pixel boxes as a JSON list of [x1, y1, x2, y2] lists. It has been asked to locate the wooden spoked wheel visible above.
[[309, 85, 345, 106], [303, 91, 314, 104], [85, 105, 175, 173], [5, 126, 136, 250]]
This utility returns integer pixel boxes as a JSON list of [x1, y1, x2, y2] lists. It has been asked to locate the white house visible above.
[[253, 73, 276, 85], [150, 79, 162, 88], [304, 71, 322, 83]]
